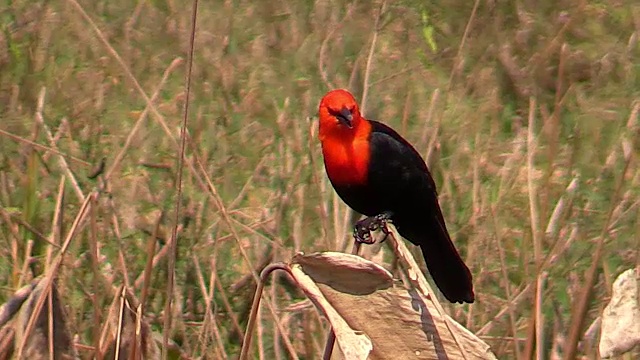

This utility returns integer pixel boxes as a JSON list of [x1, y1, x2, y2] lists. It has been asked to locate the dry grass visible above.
[[0, 0, 639, 358]]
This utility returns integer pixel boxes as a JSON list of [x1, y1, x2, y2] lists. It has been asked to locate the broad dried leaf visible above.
[[600, 268, 640, 358], [0, 280, 37, 328], [291, 252, 495, 359], [0, 326, 15, 358], [14, 278, 76, 360], [291, 252, 376, 360], [100, 286, 160, 360]]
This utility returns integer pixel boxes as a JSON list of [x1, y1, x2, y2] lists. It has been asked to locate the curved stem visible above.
[[239, 262, 292, 360]]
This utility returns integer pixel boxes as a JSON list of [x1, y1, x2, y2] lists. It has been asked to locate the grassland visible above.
[[1, 0, 639, 358]]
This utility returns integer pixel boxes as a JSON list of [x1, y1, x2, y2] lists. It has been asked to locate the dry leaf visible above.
[[291, 252, 376, 360], [100, 286, 160, 360], [291, 251, 496, 359], [13, 278, 76, 360], [599, 268, 640, 358], [0, 280, 37, 329]]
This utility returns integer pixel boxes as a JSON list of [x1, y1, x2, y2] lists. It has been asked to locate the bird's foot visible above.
[[353, 212, 393, 244]]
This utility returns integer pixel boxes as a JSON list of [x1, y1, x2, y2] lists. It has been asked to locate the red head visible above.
[[318, 89, 363, 140]]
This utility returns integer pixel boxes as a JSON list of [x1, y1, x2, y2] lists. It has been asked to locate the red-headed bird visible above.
[[318, 89, 474, 303]]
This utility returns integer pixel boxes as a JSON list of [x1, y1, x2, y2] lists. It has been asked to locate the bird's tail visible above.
[[396, 214, 474, 304]]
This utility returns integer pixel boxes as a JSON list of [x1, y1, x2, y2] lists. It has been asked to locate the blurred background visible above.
[[0, 0, 639, 358]]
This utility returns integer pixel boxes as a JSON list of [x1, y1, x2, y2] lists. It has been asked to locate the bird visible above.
[[317, 89, 474, 303]]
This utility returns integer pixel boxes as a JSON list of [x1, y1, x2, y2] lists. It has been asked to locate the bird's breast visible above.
[[321, 137, 370, 186]]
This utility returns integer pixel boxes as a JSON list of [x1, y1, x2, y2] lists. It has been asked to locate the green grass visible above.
[[1, 0, 639, 358]]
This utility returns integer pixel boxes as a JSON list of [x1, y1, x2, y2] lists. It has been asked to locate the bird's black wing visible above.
[[368, 121, 433, 182], [367, 120, 440, 213], [367, 120, 474, 303]]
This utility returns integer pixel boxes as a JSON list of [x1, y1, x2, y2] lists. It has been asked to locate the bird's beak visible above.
[[336, 108, 353, 128]]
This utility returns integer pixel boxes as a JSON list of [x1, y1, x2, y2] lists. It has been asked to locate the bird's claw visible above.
[[354, 225, 375, 244], [353, 212, 393, 244]]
